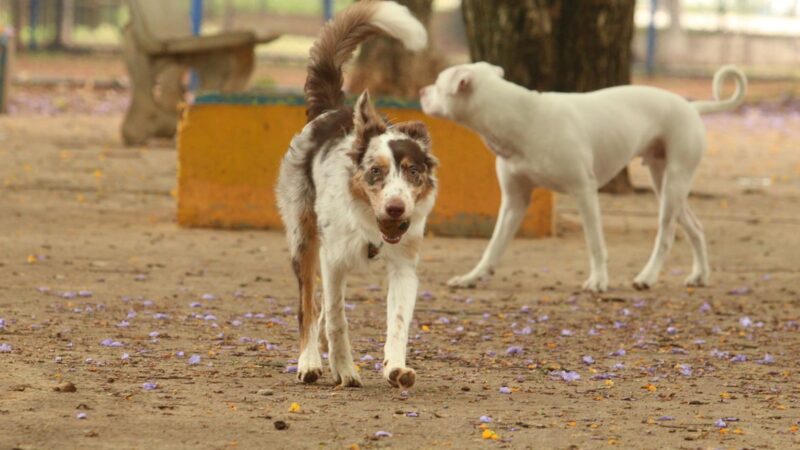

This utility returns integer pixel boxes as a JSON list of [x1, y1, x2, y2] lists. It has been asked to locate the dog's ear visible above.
[[491, 64, 505, 79], [449, 69, 472, 95], [350, 90, 387, 164], [394, 121, 430, 147]]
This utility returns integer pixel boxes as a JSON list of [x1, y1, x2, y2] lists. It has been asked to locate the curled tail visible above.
[[692, 65, 748, 114], [305, 0, 428, 122]]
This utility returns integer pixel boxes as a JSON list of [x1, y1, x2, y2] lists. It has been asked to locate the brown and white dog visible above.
[[276, 1, 436, 388]]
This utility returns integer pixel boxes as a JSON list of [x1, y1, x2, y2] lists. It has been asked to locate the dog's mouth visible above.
[[377, 219, 410, 245]]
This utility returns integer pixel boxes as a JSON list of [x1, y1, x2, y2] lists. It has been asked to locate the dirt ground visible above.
[[1, 85, 799, 449]]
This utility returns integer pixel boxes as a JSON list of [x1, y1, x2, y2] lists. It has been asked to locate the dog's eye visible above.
[[408, 166, 419, 177], [370, 167, 382, 177]]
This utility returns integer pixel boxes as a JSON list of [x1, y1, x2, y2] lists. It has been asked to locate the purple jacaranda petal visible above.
[[148, 331, 159, 338], [480, 415, 492, 423], [142, 300, 154, 307], [658, 416, 675, 421], [714, 418, 727, 428], [406, 412, 419, 417], [588, 327, 599, 336], [142, 382, 158, 391], [153, 313, 169, 320], [189, 302, 202, 308], [175, 351, 185, 357], [590, 373, 616, 380], [485, 350, 496, 357], [360, 354, 375, 362], [677, 364, 692, 377], [420, 290, 433, 300], [201, 293, 216, 301], [374, 431, 392, 438], [711, 349, 729, 359], [756, 354, 775, 365], [613, 321, 626, 329], [231, 320, 243, 327], [203, 314, 217, 321], [54, 356, 63, 363], [561, 329, 573, 336], [515, 326, 533, 335], [699, 302, 711, 313], [612, 362, 624, 370], [739, 316, 753, 328], [0, 343, 12, 353], [551, 370, 581, 382], [730, 354, 747, 363], [666, 326, 678, 335], [499, 386, 512, 394], [187, 354, 201, 365], [520, 305, 531, 313], [126, 311, 137, 319], [582, 355, 595, 365], [373, 362, 383, 372], [62, 292, 77, 299], [506, 346, 523, 356], [285, 365, 298, 373], [728, 286, 751, 296], [116, 320, 130, 328], [100, 338, 124, 347], [121, 353, 130, 361], [610, 349, 626, 357], [37, 286, 50, 293], [78, 290, 92, 298], [76, 412, 87, 420], [0, 318, 5, 329]]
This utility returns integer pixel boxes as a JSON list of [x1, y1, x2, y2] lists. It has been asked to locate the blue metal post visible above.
[[190, 0, 203, 90], [323, 0, 334, 21], [645, 0, 659, 76], [29, 0, 39, 51]]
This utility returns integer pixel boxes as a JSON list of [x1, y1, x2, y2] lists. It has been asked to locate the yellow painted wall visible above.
[[178, 103, 554, 238]]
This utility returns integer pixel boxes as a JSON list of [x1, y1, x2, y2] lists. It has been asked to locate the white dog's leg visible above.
[[634, 168, 693, 289], [448, 158, 532, 288], [647, 162, 709, 287], [678, 206, 710, 286], [573, 186, 609, 292], [320, 248, 361, 387], [382, 258, 418, 388]]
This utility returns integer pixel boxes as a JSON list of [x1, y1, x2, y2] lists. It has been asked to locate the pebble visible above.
[[54, 381, 77, 393], [257, 388, 274, 396]]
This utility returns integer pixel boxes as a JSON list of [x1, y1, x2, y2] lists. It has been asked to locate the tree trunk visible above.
[[462, 0, 636, 194], [348, 0, 446, 98]]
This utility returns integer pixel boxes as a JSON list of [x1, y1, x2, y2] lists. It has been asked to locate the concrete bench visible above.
[[177, 93, 555, 238], [121, 0, 279, 146]]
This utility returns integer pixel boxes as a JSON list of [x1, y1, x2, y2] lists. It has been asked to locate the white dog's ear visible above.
[[491, 64, 505, 78], [449, 70, 472, 95], [350, 90, 387, 164]]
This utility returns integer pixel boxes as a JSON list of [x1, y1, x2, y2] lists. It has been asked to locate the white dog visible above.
[[420, 62, 746, 292], [276, 1, 436, 388]]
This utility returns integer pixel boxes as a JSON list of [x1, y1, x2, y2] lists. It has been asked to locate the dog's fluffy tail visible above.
[[692, 65, 748, 114], [304, 0, 427, 122]]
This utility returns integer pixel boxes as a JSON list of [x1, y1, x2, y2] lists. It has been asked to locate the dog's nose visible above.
[[385, 199, 405, 218]]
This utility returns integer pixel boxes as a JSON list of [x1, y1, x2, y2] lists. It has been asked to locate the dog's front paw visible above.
[[684, 271, 709, 287], [447, 273, 482, 289], [297, 349, 323, 384], [632, 272, 657, 290], [384, 366, 416, 389], [332, 365, 362, 389], [582, 274, 608, 293]]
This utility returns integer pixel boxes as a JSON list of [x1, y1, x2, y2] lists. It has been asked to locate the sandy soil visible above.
[[0, 102, 799, 450]]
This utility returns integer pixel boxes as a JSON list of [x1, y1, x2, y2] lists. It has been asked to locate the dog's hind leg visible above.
[[321, 247, 361, 388], [447, 158, 532, 288], [634, 163, 695, 290], [293, 210, 323, 384], [647, 160, 709, 287]]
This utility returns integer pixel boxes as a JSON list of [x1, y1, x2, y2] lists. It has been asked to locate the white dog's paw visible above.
[[384, 366, 416, 389], [447, 272, 484, 288], [684, 271, 709, 287], [331, 364, 362, 388], [582, 273, 608, 293], [297, 350, 323, 384], [633, 272, 658, 290]]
